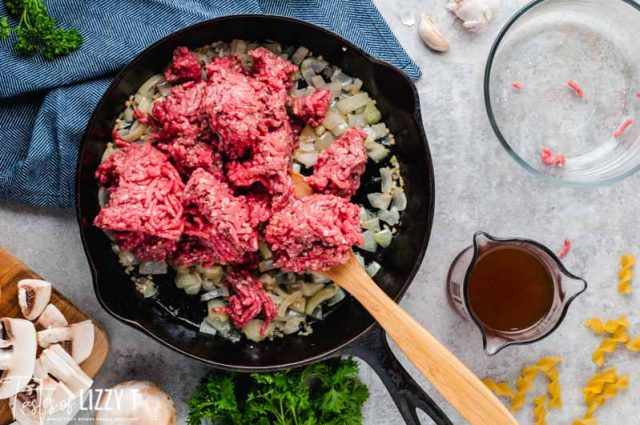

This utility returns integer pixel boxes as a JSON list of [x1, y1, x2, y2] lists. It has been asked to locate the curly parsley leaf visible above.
[[1, 0, 82, 59], [0, 16, 9, 38], [188, 358, 369, 425]]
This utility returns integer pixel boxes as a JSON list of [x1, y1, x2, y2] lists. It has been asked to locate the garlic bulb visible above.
[[447, 0, 500, 34], [418, 14, 450, 52]]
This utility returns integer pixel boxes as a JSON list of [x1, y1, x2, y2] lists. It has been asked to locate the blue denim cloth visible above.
[[0, 0, 419, 208]]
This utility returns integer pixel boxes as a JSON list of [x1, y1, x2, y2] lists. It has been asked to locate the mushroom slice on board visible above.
[[37, 304, 69, 329], [0, 318, 37, 400], [18, 280, 52, 321], [37, 320, 95, 364], [95, 381, 177, 425], [39, 344, 93, 395]]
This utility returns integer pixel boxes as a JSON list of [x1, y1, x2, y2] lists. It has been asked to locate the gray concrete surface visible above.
[[2, 0, 640, 423]]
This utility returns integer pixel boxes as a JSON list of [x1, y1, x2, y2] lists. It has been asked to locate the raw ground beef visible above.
[[94, 143, 184, 262], [175, 168, 259, 266], [164, 46, 202, 83], [215, 270, 277, 334], [152, 80, 206, 138], [264, 194, 363, 272], [306, 128, 368, 197], [289, 88, 332, 127]]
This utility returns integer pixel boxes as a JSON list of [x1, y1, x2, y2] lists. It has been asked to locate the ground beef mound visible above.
[[306, 128, 368, 197], [216, 270, 277, 334], [289, 88, 332, 127], [164, 46, 202, 83], [94, 143, 184, 262], [152, 81, 206, 138], [175, 169, 259, 266], [250, 47, 298, 91], [264, 194, 363, 272]]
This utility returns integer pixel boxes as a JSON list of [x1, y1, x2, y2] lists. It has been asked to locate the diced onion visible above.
[[98, 187, 108, 208], [392, 189, 407, 211], [347, 114, 367, 128], [315, 132, 334, 151], [118, 251, 137, 267], [139, 262, 167, 275], [200, 289, 224, 302], [367, 193, 393, 210], [322, 109, 346, 131], [358, 207, 370, 222], [379, 207, 400, 226], [354, 253, 365, 267], [371, 123, 390, 139], [336, 92, 369, 114], [365, 261, 382, 277], [137, 74, 163, 97], [292, 163, 302, 173], [120, 121, 148, 142], [259, 259, 276, 273], [311, 75, 326, 88], [326, 287, 346, 306], [157, 80, 171, 96], [380, 167, 393, 193], [374, 229, 393, 248], [292, 46, 309, 65], [332, 122, 350, 136], [299, 125, 317, 144], [366, 142, 390, 163], [199, 320, 218, 337], [358, 230, 378, 252], [137, 96, 152, 115], [362, 217, 381, 231], [135, 280, 158, 298], [296, 151, 318, 168]]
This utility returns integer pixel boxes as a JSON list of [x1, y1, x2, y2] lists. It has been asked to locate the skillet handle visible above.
[[341, 325, 453, 425]]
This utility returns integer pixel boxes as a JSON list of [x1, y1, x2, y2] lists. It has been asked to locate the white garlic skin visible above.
[[447, 0, 500, 34], [418, 14, 450, 52]]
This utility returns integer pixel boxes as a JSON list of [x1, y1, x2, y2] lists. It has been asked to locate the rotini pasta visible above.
[[546, 367, 562, 409], [584, 316, 629, 335], [510, 357, 562, 412], [482, 378, 514, 398], [617, 254, 635, 294], [576, 368, 629, 422], [532, 395, 547, 425], [625, 336, 640, 351], [592, 329, 629, 367], [572, 418, 597, 425]]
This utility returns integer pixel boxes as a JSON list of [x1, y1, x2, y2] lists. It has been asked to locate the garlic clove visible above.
[[419, 14, 450, 53]]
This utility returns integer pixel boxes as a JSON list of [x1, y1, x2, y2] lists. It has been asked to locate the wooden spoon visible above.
[[291, 172, 517, 425]]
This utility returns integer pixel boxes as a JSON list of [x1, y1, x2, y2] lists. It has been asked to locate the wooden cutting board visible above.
[[0, 246, 109, 424]]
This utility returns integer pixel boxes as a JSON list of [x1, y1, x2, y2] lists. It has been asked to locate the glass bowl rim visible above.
[[483, 0, 640, 187]]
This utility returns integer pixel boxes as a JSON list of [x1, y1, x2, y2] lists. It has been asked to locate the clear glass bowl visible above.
[[485, 0, 640, 186]]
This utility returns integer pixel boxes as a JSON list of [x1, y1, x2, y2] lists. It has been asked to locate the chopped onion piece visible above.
[[200, 289, 223, 302], [311, 75, 326, 88], [336, 92, 370, 114], [137, 74, 163, 97], [379, 207, 400, 226], [380, 168, 393, 193], [314, 125, 326, 136], [358, 230, 378, 252], [199, 320, 218, 337], [299, 125, 317, 144], [367, 142, 390, 163], [230, 39, 248, 54], [327, 81, 342, 96], [258, 259, 276, 273], [348, 114, 367, 128], [296, 151, 318, 168], [354, 253, 366, 267], [332, 122, 350, 136], [292, 46, 309, 65], [358, 206, 370, 222], [365, 261, 382, 277], [367, 192, 393, 210], [322, 109, 346, 131], [326, 287, 346, 306], [139, 262, 167, 275], [298, 142, 316, 153], [392, 189, 407, 211], [374, 229, 393, 248], [362, 217, 381, 231], [137, 96, 152, 115], [371, 123, 390, 139], [98, 187, 108, 208], [292, 163, 302, 173], [118, 251, 137, 267], [157, 80, 171, 96], [311, 273, 331, 284], [197, 265, 224, 283], [123, 108, 134, 122], [135, 280, 157, 298], [315, 132, 335, 151], [331, 69, 353, 87], [364, 101, 382, 124]]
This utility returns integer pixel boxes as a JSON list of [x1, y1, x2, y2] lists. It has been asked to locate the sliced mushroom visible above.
[[41, 376, 77, 416], [95, 381, 176, 425], [39, 344, 93, 394], [37, 304, 68, 329], [37, 320, 95, 364], [18, 280, 52, 321], [0, 318, 37, 400]]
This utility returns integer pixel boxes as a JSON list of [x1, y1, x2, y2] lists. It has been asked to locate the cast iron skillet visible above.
[[76, 15, 449, 425]]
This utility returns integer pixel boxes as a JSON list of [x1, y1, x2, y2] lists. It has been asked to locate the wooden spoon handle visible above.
[[324, 255, 517, 425]]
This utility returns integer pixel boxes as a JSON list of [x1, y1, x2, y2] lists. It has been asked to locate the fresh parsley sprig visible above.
[[188, 358, 370, 425], [1, 0, 82, 60]]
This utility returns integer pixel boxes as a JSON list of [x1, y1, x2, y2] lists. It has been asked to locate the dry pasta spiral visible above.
[[481, 378, 513, 398], [625, 336, 640, 351], [584, 316, 629, 335], [572, 418, 597, 425], [591, 329, 629, 367], [576, 368, 629, 422], [546, 367, 562, 409], [617, 254, 635, 294], [532, 395, 547, 425]]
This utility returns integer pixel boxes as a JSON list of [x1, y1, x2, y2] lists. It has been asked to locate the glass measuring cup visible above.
[[447, 232, 587, 355]]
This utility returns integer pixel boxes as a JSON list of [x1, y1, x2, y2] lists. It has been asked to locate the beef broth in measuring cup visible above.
[[447, 232, 587, 355]]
